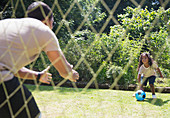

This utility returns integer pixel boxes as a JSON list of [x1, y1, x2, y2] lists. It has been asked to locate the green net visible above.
[[0, 0, 169, 117]]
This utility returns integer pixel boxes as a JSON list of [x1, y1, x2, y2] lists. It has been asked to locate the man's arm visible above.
[[15, 67, 39, 79], [46, 50, 79, 82], [14, 66, 52, 84]]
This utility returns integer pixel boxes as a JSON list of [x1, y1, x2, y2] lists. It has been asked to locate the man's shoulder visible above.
[[21, 18, 44, 25], [0, 17, 39, 22], [21, 18, 51, 32], [21, 18, 40, 22], [0, 18, 43, 26]]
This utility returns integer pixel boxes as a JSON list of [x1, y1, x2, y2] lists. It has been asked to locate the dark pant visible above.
[[142, 75, 156, 86], [0, 77, 40, 118]]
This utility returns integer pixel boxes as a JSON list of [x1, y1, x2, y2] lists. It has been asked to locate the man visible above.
[[0, 1, 79, 118]]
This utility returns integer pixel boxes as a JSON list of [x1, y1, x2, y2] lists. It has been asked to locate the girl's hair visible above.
[[137, 52, 154, 71], [27, 1, 53, 21]]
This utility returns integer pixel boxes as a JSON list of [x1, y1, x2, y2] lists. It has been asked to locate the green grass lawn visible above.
[[25, 84, 170, 118]]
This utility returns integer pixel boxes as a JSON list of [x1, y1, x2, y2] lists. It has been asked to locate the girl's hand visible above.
[[39, 66, 52, 84], [137, 83, 142, 90], [157, 67, 164, 79], [160, 75, 164, 79]]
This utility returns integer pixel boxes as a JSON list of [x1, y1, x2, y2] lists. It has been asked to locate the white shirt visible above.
[[138, 62, 158, 78], [0, 18, 61, 81]]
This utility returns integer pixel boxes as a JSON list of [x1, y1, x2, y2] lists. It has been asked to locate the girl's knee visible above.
[[149, 84, 154, 87]]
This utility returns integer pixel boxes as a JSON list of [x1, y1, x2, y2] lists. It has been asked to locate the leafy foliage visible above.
[[118, 7, 170, 69], [63, 7, 170, 85], [0, 1, 169, 85]]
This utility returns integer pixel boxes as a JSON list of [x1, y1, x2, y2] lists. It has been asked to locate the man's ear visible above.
[[41, 17, 53, 29], [42, 17, 49, 25]]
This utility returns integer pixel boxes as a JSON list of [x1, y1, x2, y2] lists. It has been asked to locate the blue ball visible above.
[[135, 90, 146, 101]]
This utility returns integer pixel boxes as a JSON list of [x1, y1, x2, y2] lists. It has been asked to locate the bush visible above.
[[159, 68, 170, 78], [32, 7, 170, 86], [118, 7, 170, 69]]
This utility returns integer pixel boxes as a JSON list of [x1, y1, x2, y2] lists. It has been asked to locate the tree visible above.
[[118, 7, 170, 69]]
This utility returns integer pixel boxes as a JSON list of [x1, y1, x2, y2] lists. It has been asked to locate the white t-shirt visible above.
[[0, 18, 61, 81], [138, 62, 158, 78]]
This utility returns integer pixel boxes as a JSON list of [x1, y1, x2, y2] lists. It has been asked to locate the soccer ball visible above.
[[135, 90, 146, 101]]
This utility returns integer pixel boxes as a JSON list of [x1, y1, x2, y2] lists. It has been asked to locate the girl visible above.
[[136, 52, 164, 98]]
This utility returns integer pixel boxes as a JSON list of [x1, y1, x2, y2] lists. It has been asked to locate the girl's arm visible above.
[[156, 67, 164, 78], [137, 74, 142, 90], [137, 74, 141, 83]]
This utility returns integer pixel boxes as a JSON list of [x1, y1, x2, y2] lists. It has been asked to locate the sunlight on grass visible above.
[[25, 84, 170, 118]]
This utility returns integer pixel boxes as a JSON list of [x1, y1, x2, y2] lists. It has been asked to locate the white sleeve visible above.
[[42, 31, 62, 53], [35, 25, 62, 52], [152, 62, 158, 69], [138, 66, 143, 75]]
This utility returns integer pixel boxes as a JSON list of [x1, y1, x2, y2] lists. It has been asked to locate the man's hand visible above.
[[39, 66, 52, 84], [47, 50, 79, 82], [67, 69, 79, 82]]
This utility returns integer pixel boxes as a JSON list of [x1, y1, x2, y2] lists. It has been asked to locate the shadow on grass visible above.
[[25, 84, 54, 91], [143, 98, 170, 106], [25, 84, 94, 95]]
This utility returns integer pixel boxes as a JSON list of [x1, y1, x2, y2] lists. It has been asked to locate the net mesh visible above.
[[0, 0, 169, 117]]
